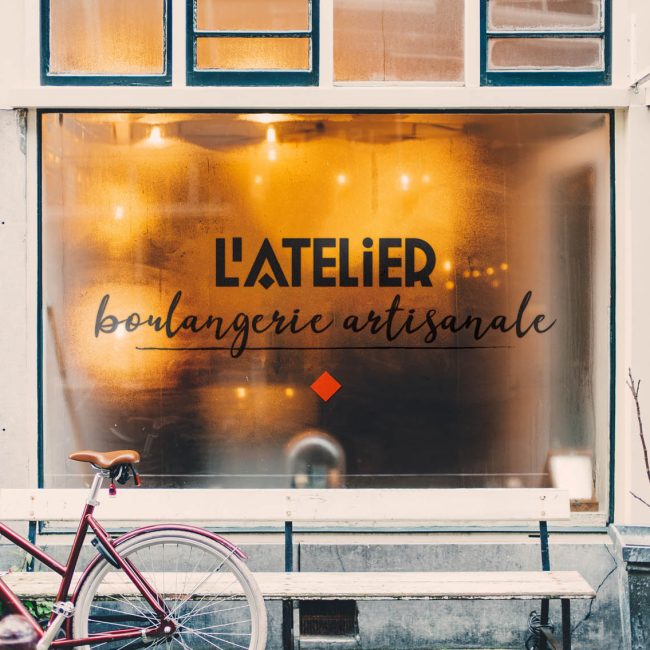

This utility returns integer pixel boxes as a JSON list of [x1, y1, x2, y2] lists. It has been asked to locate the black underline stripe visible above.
[[136, 345, 512, 351]]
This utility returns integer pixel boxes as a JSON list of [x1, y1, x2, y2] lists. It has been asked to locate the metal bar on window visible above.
[[194, 31, 312, 38]]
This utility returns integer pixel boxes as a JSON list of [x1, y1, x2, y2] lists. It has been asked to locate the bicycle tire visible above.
[[72, 529, 267, 650]]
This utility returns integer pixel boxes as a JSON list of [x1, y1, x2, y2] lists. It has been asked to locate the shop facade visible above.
[[1, 1, 650, 647]]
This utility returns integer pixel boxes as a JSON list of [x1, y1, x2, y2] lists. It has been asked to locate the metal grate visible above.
[[299, 600, 358, 637]]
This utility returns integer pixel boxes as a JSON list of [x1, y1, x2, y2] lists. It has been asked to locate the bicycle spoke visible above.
[[74, 532, 265, 650], [179, 603, 250, 626]]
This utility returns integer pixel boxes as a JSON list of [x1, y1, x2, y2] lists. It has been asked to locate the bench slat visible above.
[[2, 571, 595, 600], [0, 488, 571, 523]]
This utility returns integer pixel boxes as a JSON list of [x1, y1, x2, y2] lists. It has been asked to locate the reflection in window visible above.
[[334, 0, 464, 82], [42, 113, 610, 511], [44, 0, 170, 83]]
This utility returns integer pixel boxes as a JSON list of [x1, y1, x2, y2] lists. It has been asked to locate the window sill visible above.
[[2, 85, 631, 110]]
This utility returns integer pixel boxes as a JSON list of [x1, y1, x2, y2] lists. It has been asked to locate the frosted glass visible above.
[[197, 0, 310, 32], [196, 37, 310, 70], [49, 0, 165, 75], [334, 0, 464, 82], [489, 0, 602, 31], [42, 113, 609, 501], [488, 37, 603, 70]]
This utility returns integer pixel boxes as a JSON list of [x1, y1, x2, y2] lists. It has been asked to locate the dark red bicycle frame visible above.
[[0, 500, 245, 648]]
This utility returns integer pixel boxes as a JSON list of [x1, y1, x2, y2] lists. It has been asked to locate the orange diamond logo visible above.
[[310, 371, 341, 402]]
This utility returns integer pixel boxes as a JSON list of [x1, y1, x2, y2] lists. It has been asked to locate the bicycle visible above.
[[0, 450, 267, 650]]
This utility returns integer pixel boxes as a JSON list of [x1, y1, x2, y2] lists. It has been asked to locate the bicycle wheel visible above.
[[72, 529, 267, 650]]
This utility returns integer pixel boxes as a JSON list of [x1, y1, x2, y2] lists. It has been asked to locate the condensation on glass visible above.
[[334, 0, 464, 82], [488, 0, 603, 31], [196, 0, 310, 32], [196, 37, 310, 70], [48, 0, 166, 75], [41, 113, 610, 512], [488, 37, 603, 70]]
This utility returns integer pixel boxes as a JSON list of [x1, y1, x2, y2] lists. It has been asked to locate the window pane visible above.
[[334, 0, 464, 82], [488, 0, 603, 32], [42, 113, 610, 508], [196, 37, 310, 70], [488, 37, 603, 70], [48, 0, 166, 75], [197, 0, 310, 32]]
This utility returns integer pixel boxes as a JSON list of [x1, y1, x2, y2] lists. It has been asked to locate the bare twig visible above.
[[627, 369, 650, 508], [630, 491, 650, 509]]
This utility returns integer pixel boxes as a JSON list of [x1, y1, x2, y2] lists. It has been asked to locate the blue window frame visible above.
[[187, 0, 319, 86], [481, 0, 611, 86], [41, 0, 172, 86]]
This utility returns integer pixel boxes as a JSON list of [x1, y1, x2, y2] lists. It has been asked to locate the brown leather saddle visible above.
[[69, 449, 140, 469]]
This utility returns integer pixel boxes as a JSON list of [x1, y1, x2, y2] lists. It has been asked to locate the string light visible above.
[[445, 280, 455, 291], [422, 174, 431, 184], [114, 206, 125, 220], [462, 270, 471, 278], [266, 126, 277, 143], [486, 267, 495, 276], [442, 260, 452, 272], [236, 387, 247, 399], [500, 262, 509, 271], [337, 173, 347, 185], [400, 174, 410, 190], [472, 269, 481, 278], [254, 175, 263, 185], [285, 387, 295, 398]]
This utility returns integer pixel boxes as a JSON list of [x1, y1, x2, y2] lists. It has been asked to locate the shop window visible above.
[[482, 0, 610, 86], [41, 0, 171, 85], [41, 112, 611, 513], [334, 0, 464, 83], [187, 0, 319, 85]]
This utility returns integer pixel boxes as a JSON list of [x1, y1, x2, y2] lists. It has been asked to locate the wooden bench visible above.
[[0, 488, 595, 649]]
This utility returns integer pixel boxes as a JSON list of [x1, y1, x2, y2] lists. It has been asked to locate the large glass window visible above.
[[482, 0, 611, 86], [41, 112, 611, 511], [42, 0, 171, 85]]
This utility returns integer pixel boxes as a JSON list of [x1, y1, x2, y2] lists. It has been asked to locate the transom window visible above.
[[187, 0, 319, 85], [41, 0, 172, 85], [481, 0, 611, 86], [39, 2, 612, 88]]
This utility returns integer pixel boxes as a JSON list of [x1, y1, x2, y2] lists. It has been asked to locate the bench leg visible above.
[[283, 599, 294, 650], [561, 599, 571, 650], [539, 599, 550, 650]]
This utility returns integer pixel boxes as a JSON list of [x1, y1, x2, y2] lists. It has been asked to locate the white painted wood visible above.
[[318, 0, 334, 88], [0, 488, 570, 523], [1, 570, 595, 601], [171, 0, 186, 88], [2, 86, 631, 111], [464, 0, 480, 88]]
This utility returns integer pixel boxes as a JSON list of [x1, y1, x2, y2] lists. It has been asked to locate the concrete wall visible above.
[[0, 534, 624, 649]]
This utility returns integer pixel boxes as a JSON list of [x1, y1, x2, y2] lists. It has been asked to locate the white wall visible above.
[[0, 108, 37, 489]]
